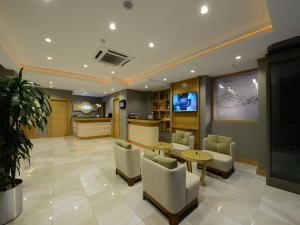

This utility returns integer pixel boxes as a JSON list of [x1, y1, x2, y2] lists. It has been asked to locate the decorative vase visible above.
[[0, 179, 23, 225]]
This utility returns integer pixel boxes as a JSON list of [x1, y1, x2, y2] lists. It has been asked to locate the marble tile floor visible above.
[[8, 137, 300, 225]]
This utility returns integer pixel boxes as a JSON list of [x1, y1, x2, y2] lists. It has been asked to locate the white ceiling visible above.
[[0, 0, 300, 96]]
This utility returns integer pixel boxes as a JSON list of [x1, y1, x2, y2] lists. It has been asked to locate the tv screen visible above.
[[173, 92, 197, 112], [119, 100, 126, 109]]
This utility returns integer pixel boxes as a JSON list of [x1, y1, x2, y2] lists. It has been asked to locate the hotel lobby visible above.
[[0, 1, 300, 225]]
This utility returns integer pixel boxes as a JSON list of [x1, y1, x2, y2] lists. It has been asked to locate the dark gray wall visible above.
[[199, 76, 212, 146], [101, 89, 152, 141], [102, 90, 127, 140], [257, 58, 268, 170], [210, 60, 268, 170], [126, 89, 152, 118], [37, 88, 102, 137]]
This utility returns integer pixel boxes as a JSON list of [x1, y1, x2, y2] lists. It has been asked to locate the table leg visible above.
[[186, 161, 192, 172], [200, 163, 207, 185]]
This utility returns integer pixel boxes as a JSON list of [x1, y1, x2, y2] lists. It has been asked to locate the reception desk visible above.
[[127, 119, 160, 147], [73, 117, 111, 139]]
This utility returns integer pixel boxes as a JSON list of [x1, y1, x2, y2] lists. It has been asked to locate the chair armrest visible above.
[[189, 136, 195, 150], [202, 138, 208, 150], [230, 142, 236, 159]]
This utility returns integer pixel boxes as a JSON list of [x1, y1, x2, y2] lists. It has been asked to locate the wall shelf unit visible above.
[[152, 89, 171, 133]]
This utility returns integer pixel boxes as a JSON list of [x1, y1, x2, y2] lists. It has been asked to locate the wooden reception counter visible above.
[[127, 119, 160, 148], [73, 117, 111, 139]]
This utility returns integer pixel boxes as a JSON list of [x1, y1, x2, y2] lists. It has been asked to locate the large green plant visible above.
[[0, 68, 51, 191]]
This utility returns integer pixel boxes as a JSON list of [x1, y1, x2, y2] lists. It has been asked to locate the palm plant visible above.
[[0, 68, 51, 191]]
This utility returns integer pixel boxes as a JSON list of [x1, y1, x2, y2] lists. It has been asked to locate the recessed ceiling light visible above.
[[49, 85, 53, 88], [111, 71, 115, 74], [145, 85, 148, 89], [200, 5, 209, 15], [83, 64, 88, 68], [149, 42, 155, 48], [84, 91, 87, 94], [111, 88, 114, 91], [45, 38, 52, 43], [49, 81, 53, 84], [235, 55, 242, 60], [109, 22, 116, 30], [47, 56, 52, 60], [104, 91, 107, 94], [163, 78, 167, 81], [190, 70, 195, 73]]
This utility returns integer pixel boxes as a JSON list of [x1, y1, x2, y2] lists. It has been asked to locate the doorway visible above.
[[112, 98, 120, 138], [48, 99, 70, 137]]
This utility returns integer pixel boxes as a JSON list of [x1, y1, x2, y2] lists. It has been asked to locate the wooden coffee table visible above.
[[181, 150, 213, 185], [150, 142, 173, 156]]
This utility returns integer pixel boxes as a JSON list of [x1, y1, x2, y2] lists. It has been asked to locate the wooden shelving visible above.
[[152, 89, 170, 132]]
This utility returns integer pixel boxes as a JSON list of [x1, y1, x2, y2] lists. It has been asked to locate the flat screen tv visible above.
[[173, 92, 197, 112]]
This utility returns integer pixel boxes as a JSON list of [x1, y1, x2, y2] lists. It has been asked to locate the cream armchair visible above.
[[169, 130, 195, 162], [113, 142, 141, 186], [200, 134, 235, 178], [141, 156, 199, 225]]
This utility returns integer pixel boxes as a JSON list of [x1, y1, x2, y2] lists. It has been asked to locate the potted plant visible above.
[[0, 68, 51, 225]]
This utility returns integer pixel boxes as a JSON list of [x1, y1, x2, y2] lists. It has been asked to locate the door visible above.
[[112, 98, 120, 138], [49, 99, 69, 137]]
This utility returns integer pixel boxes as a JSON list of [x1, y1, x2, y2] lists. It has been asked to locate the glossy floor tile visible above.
[[8, 137, 300, 225]]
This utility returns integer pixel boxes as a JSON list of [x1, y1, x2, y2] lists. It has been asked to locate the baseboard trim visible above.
[[235, 156, 258, 166], [75, 134, 110, 139], [256, 168, 267, 177]]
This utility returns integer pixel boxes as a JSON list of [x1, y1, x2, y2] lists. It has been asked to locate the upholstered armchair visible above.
[[113, 140, 141, 186], [141, 154, 199, 225], [169, 130, 195, 162], [200, 134, 235, 178]]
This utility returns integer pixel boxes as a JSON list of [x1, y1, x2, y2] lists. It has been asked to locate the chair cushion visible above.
[[169, 143, 190, 159], [175, 130, 192, 146], [153, 155, 177, 169], [217, 136, 232, 155], [185, 172, 200, 204], [202, 150, 233, 172], [207, 134, 218, 142], [206, 135, 233, 155], [144, 150, 159, 161], [116, 139, 132, 149]]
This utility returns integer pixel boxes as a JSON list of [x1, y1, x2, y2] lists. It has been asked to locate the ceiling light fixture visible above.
[[45, 38, 52, 43], [163, 78, 167, 81], [109, 22, 116, 30], [83, 64, 88, 68], [47, 56, 52, 60], [111, 71, 115, 74], [104, 92, 107, 94], [111, 88, 114, 91], [49, 85, 53, 88], [49, 81, 53, 84], [235, 55, 242, 60], [145, 85, 148, 89], [149, 42, 155, 48], [190, 70, 195, 73], [200, 5, 209, 15]]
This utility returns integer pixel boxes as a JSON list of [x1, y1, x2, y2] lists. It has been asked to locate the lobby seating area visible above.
[[11, 137, 300, 225], [1, 1, 300, 225]]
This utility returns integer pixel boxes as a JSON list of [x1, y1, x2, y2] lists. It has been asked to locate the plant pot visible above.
[[0, 179, 23, 225]]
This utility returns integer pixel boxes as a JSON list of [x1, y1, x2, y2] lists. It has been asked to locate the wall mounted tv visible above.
[[173, 92, 197, 112]]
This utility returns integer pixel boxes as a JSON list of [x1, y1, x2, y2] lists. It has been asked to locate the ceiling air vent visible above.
[[94, 46, 134, 67]]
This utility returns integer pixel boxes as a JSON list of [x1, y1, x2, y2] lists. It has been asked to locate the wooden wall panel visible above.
[[171, 77, 200, 148]]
